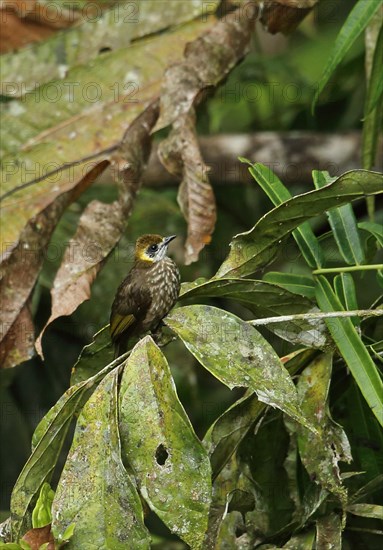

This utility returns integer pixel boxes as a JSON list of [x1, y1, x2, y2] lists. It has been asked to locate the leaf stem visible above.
[[313, 264, 383, 275], [248, 309, 383, 326]]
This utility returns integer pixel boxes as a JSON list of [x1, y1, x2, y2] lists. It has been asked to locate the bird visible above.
[[110, 234, 180, 357]]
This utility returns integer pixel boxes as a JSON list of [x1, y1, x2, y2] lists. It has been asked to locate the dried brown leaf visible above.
[[0, 303, 34, 369], [158, 110, 216, 264], [154, 2, 259, 131], [0, 160, 109, 369], [22, 523, 54, 550], [260, 0, 318, 34]]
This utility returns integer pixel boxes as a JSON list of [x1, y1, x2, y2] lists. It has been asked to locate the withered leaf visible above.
[[260, 0, 318, 34], [0, 303, 34, 369], [0, 160, 109, 369], [22, 523, 54, 550], [154, 2, 258, 131], [158, 110, 216, 264]]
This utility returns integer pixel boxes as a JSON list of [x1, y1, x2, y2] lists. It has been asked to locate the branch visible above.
[[248, 309, 383, 326]]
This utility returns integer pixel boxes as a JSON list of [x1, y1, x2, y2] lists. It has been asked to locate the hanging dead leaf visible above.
[[260, 0, 318, 34], [0, 160, 109, 369], [158, 110, 216, 264], [154, 1, 259, 131]]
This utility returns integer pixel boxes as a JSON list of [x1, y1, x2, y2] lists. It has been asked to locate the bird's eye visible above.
[[149, 244, 158, 252]]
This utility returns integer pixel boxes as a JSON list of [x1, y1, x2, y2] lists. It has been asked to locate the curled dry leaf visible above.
[[158, 110, 216, 264], [22, 524, 54, 550], [0, 161, 108, 369], [154, 1, 259, 131], [260, 0, 319, 34]]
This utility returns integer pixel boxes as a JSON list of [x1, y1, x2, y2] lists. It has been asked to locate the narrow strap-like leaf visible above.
[[315, 275, 383, 427]]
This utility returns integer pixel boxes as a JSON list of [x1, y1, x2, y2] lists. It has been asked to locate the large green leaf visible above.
[[0, 1, 218, 98], [216, 170, 383, 278], [312, 0, 382, 109], [119, 337, 211, 549], [180, 278, 328, 348], [334, 273, 359, 327], [315, 276, 383, 427], [165, 305, 316, 431], [296, 353, 351, 508], [51, 367, 149, 548], [10, 355, 121, 540], [312, 170, 365, 265], [242, 161, 323, 268]]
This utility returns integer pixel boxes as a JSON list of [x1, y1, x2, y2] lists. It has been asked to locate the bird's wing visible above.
[[110, 276, 152, 343]]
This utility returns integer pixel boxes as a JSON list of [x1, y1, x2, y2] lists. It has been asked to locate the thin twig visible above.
[[313, 264, 383, 275], [248, 309, 383, 326]]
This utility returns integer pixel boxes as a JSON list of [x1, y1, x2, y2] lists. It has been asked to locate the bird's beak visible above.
[[163, 235, 177, 246]]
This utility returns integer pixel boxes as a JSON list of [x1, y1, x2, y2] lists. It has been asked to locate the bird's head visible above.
[[135, 234, 177, 263]]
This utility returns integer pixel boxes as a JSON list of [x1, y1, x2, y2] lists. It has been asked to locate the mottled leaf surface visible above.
[[180, 277, 328, 348], [119, 337, 211, 549], [296, 353, 351, 508], [165, 305, 315, 430], [51, 367, 149, 549], [216, 170, 383, 278], [1, 1, 217, 97], [11, 355, 119, 540]]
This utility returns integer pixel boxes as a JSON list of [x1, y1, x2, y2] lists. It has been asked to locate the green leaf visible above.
[[31, 483, 54, 529], [216, 170, 383, 278], [350, 474, 383, 503], [334, 273, 359, 327], [364, 19, 383, 117], [295, 353, 351, 508], [280, 529, 316, 549], [204, 349, 316, 480], [119, 337, 211, 549], [180, 278, 328, 349], [313, 170, 365, 265], [70, 325, 113, 385], [347, 503, 383, 520], [263, 272, 316, 299], [165, 305, 316, 431], [312, 0, 382, 110], [359, 221, 383, 248], [0, 1, 218, 98], [51, 367, 150, 549], [57, 523, 76, 544], [11, 355, 120, 541], [315, 276, 383, 427], [242, 161, 324, 268]]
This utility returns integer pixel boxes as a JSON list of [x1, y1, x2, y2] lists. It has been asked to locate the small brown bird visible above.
[[110, 234, 180, 357]]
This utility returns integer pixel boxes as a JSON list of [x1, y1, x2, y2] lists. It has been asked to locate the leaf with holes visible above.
[[119, 337, 211, 549]]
